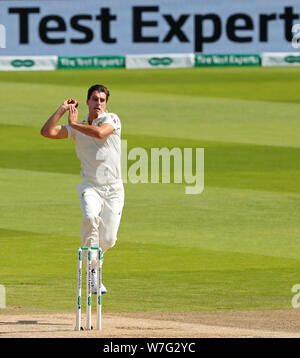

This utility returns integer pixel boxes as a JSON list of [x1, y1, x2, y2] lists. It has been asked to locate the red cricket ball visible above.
[[67, 99, 79, 107]]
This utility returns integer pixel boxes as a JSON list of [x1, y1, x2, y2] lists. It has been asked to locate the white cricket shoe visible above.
[[101, 283, 107, 295], [91, 269, 107, 295]]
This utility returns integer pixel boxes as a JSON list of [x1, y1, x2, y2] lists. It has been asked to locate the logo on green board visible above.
[[11, 59, 35, 68], [284, 56, 300, 63], [148, 57, 173, 66]]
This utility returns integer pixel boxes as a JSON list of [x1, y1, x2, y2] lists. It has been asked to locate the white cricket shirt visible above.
[[64, 112, 122, 185]]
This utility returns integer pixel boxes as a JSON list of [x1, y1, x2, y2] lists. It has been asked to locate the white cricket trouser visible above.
[[76, 180, 124, 266]]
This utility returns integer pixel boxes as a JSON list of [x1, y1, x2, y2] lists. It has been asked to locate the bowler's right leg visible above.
[[77, 182, 103, 264]]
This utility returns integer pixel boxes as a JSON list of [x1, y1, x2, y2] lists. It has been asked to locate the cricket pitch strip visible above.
[[0, 310, 300, 338]]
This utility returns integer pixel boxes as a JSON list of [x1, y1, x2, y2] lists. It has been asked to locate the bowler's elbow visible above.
[[96, 129, 106, 139], [40, 126, 54, 138], [96, 125, 114, 139], [40, 127, 49, 138], [40, 127, 47, 137]]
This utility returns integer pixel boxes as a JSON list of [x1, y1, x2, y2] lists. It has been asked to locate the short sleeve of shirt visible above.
[[102, 113, 121, 131], [63, 124, 76, 140]]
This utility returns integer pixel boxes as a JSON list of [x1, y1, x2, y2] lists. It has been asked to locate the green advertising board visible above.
[[58, 56, 125, 69], [195, 54, 261, 67]]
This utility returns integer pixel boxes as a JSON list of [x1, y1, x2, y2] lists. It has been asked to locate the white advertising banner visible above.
[[262, 52, 300, 66], [0, 56, 57, 70], [126, 53, 194, 69], [0, 0, 299, 55]]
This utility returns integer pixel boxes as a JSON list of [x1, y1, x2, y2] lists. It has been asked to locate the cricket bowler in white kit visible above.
[[40, 84, 124, 294]]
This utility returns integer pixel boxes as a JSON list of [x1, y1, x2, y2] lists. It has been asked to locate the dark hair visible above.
[[87, 84, 110, 101]]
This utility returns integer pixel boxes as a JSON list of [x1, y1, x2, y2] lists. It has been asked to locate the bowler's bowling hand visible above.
[[67, 98, 79, 108], [59, 98, 79, 114]]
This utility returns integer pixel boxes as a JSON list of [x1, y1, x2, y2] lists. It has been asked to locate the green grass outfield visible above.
[[0, 67, 300, 313]]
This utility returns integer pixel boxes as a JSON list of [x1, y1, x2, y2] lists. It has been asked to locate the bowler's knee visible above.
[[101, 233, 117, 253], [82, 215, 100, 228]]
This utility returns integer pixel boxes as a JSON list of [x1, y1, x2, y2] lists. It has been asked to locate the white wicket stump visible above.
[[75, 246, 102, 331], [75, 248, 82, 331], [96, 248, 102, 330], [86, 248, 92, 330]]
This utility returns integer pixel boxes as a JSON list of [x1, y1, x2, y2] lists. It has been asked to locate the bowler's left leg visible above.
[[98, 184, 124, 254]]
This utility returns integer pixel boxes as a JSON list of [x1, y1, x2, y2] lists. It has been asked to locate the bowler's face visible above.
[[87, 91, 107, 117]]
